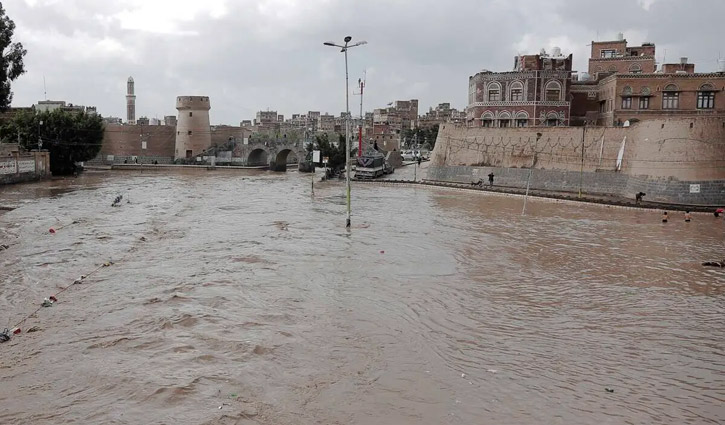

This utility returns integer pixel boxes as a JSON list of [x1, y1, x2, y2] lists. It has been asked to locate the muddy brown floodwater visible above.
[[0, 169, 723, 425]]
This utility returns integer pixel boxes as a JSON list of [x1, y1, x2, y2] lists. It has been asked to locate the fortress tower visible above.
[[126, 77, 136, 125], [174, 96, 211, 160]]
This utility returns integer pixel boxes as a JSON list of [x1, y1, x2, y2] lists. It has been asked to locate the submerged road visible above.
[[1, 169, 723, 424]]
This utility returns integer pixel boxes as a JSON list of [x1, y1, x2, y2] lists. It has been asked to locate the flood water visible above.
[[1, 169, 723, 425]]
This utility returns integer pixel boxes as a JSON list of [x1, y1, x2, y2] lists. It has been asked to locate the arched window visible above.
[[697, 83, 716, 109], [546, 112, 560, 127], [515, 111, 529, 127], [545, 80, 561, 101], [639, 87, 651, 109], [621, 86, 633, 109], [509, 81, 524, 101], [498, 111, 511, 128], [629, 63, 642, 74], [663, 84, 679, 109], [481, 111, 494, 127], [487, 82, 502, 101]]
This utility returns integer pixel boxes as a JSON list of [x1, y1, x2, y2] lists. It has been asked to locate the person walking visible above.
[[662, 211, 668, 223], [684, 211, 692, 222], [488, 172, 494, 187]]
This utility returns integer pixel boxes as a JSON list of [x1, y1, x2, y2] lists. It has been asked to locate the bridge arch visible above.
[[269, 147, 299, 171], [247, 148, 268, 166]]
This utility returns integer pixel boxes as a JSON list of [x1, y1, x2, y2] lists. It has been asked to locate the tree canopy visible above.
[[402, 124, 439, 150], [305, 132, 346, 171], [0, 109, 104, 175], [0, 3, 27, 111]]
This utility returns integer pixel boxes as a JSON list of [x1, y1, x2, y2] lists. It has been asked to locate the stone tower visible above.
[[126, 76, 136, 125], [174, 96, 211, 160]]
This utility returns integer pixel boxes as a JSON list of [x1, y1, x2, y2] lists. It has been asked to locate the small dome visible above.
[[128, 76, 134, 82]]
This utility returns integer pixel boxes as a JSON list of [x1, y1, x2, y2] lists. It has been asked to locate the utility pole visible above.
[[357, 72, 365, 157], [323, 36, 367, 229], [579, 126, 585, 198], [522, 132, 542, 215], [38, 120, 43, 151]]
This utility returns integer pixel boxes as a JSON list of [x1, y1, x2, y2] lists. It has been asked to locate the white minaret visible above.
[[126, 76, 136, 125]]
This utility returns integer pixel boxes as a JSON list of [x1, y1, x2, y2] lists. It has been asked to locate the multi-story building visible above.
[[34, 100, 96, 114], [164, 115, 177, 126], [585, 72, 724, 127], [255, 110, 278, 126], [102, 116, 123, 125], [588, 34, 656, 78], [419, 102, 465, 128], [571, 35, 724, 126], [467, 48, 573, 127], [373, 99, 419, 131], [318, 113, 335, 131]]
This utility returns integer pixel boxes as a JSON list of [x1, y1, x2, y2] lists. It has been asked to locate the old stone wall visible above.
[[429, 117, 725, 205], [0, 151, 50, 184], [96, 124, 176, 164]]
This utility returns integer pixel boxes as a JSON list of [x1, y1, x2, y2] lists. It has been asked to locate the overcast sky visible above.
[[5, 0, 724, 125]]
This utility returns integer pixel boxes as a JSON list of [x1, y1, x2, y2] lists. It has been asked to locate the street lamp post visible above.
[[324, 36, 367, 229], [38, 120, 43, 151]]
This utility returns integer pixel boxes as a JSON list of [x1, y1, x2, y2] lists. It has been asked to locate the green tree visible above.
[[402, 124, 439, 150], [0, 109, 104, 175], [0, 3, 27, 111], [306, 132, 345, 171]]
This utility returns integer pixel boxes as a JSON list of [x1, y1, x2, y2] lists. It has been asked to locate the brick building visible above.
[[467, 49, 573, 127], [588, 35, 656, 78], [570, 34, 724, 126], [419, 102, 465, 128], [373, 99, 419, 131], [586, 73, 724, 127]]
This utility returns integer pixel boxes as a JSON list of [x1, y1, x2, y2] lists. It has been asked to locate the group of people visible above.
[[662, 209, 723, 223]]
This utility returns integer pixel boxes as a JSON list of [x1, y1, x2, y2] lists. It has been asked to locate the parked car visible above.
[[401, 150, 416, 161]]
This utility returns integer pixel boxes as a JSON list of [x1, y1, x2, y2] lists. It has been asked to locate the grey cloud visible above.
[[5, 0, 723, 125]]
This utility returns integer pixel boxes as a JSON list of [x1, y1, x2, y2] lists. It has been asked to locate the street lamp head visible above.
[[349, 41, 367, 48], [323, 42, 336, 46], [344, 36, 352, 43]]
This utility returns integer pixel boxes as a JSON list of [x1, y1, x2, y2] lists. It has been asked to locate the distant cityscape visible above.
[[3, 32, 723, 164]]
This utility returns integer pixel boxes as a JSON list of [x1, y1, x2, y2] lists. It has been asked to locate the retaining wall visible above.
[[0, 151, 51, 185], [429, 117, 725, 205]]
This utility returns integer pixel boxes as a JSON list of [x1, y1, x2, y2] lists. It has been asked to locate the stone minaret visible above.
[[126, 76, 136, 125]]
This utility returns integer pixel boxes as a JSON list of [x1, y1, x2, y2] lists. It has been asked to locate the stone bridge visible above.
[[221, 141, 307, 171]]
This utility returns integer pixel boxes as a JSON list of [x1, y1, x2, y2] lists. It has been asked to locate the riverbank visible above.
[[355, 178, 722, 213], [85, 163, 270, 171]]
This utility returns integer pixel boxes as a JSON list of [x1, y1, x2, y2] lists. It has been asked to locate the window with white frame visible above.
[[509, 81, 524, 101], [697, 84, 715, 109], [662, 84, 679, 109], [488, 83, 501, 101], [545, 81, 561, 101], [639, 97, 649, 109]]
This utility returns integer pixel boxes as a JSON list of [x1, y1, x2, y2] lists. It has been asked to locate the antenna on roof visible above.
[[43, 76, 47, 100]]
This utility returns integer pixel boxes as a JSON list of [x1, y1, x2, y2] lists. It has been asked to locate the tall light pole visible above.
[[324, 36, 367, 229], [356, 72, 366, 157], [38, 120, 43, 151]]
